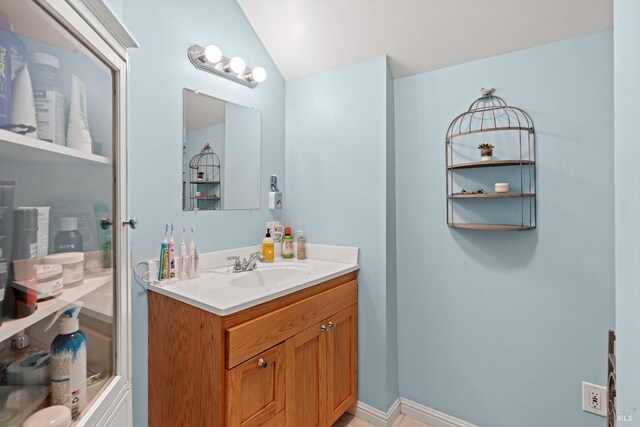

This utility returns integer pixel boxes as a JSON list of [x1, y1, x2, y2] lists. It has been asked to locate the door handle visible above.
[[257, 358, 268, 368], [123, 217, 138, 229], [101, 217, 113, 229]]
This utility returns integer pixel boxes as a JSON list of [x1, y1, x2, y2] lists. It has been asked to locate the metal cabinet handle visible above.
[[101, 217, 113, 230], [321, 325, 327, 332], [328, 321, 336, 329], [123, 217, 138, 229], [257, 358, 268, 368]]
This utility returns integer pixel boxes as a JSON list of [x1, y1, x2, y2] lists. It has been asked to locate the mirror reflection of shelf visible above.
[[0, 272, 112, 343], [449, 224, 535, 231], [448, 193, 534, 199], [0, 127, 111, 166], [447, 160, 534, 170], [191, 195, 220, 200]]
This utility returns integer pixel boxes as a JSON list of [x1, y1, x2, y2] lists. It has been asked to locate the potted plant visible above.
[[478, 143, 494, 161]]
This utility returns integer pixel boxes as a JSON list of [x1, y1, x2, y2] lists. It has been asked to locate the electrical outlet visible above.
[[583, 382, 607, 417], [266, 221, 279, 236]]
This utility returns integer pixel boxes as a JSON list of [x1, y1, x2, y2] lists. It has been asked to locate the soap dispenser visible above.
[[262, 229, 274, 263]]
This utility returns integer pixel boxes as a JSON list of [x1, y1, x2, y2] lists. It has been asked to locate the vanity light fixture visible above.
[[188, 44, 266, 88]]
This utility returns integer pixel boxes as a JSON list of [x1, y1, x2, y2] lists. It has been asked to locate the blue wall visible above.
[[121, 0, 285, 424], [614, 1, 640, 423], [284, 56, 399, 411], [394, 30, 614, 426]]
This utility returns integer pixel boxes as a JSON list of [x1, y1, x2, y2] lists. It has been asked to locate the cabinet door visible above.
[[226, 344, 285, 427], [326, 305, 358, 425], [261, 411, 285, 427], [285, 321, 327, 427]]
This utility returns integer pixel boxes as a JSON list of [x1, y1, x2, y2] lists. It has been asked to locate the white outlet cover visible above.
[[582, 381, 607, 417]]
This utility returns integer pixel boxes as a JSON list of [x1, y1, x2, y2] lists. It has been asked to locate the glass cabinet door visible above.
[[0, 0, 119, 424]]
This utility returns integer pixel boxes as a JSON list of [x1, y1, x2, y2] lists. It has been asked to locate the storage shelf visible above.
[[447, 160, 534, 170], [449, 193, 535, 199], [0, 271, 112, 342], [448, 223, 536, 231], [190, 181, 220, 184], [0, 129, 111, 166]]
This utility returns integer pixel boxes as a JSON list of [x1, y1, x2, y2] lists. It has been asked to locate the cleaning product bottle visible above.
[[45, 303, 87, 420], [296, 230, 306, 260], [179, 226, 187, 281], [30, 52, 65, 145], [282, 227, 294, 259], [157, 224, 169, 281], [262, 229, 274, 263], [167, 223, 175, 280]]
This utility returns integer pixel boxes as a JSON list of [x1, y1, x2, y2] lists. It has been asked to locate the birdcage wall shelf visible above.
[[189, 143, 221, 211], [445, 92, 536, 230]]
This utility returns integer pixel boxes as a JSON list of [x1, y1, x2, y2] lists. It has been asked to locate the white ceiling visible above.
[[237, 0, 613, 80], [184, 90, 226, 132]]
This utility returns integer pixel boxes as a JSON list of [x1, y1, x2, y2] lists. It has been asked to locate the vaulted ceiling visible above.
[[237, 0, 613, 80]]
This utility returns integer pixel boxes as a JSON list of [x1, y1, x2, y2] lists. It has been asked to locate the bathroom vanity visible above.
[[147, 249, 358, 427]]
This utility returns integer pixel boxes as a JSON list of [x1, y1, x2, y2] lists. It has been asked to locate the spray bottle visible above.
[[157, 224, 169, 281], [167, 223, 176, 280], [45, 302, 87, 420], [179, 226, 187, 281]]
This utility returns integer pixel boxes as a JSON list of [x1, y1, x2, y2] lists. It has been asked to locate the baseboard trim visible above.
[[348, 398, 401, 427], [399, 398, 477, 427], [349, 397, 476, 427]]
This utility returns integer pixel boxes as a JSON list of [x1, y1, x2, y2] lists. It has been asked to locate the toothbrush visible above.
[[188, 226, 196, 279], [179, 226, 187, 281], [168, 223, 176, 280], [158, 224, 169, 281]]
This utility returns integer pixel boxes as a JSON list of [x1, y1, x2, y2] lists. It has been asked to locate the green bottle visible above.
[[282, 227, 294, 259]]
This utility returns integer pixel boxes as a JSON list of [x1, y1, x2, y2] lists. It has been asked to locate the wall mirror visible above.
[[183, 89, 262, 210]]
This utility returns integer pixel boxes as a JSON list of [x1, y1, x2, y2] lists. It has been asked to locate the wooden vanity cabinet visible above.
[[148, 272, 357, 427]]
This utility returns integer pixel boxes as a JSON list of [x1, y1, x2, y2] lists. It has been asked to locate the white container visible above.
[[495, 183, 509, 193], [30, 53, 65, 145], [13, 263, 63, 300], [22, 405, 71, 427], [43, 252, 84, 286]]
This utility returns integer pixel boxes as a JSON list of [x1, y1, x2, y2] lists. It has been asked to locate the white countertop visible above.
[[147, 244, 359, 316]]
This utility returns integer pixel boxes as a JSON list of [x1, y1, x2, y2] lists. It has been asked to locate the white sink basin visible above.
[[230, 264, 312, 288]]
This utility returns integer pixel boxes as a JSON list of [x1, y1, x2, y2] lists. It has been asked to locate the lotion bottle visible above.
[[296, 230, 306, 260], [45, 303, 87, 420], [262, 229, 274, 263]]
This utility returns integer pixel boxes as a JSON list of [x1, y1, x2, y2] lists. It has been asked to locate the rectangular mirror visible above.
[[183, 89, 262, 210]]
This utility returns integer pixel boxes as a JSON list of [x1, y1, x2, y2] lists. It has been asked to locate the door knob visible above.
[[123, 217, 138, 229], [257, 358, 268, 368], [328, 321, 336, 329], [101, 217, 113, 230], [321, 325, 327, 332]]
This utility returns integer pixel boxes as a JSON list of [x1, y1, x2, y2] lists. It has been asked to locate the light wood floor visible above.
[[332, 413, 432, 427]]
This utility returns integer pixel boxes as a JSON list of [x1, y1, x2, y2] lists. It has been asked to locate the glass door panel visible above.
[[0, 0, 116, 424]]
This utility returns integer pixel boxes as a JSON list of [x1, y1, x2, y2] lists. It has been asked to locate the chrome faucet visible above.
[[227, 251, 265, 273]]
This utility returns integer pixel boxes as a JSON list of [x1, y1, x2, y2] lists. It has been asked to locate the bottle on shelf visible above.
[[54, 217, 83, 253], [30, 52, 66, 145], [296, 230, 306, 260], [282, 227, 294, 259]]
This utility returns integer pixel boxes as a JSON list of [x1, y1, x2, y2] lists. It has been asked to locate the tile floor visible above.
[[332, 413, 432, 427]]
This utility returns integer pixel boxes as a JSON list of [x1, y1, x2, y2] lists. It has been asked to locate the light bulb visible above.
[[229, 57, 246, 74], [203, 45, 222, 63], [251, 66, 267, 83]]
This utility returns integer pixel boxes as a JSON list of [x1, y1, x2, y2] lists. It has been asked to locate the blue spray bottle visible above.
[[45, 302, 87, 420]]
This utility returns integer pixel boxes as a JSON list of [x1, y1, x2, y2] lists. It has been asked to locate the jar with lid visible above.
[[30, 52, 65, 145]]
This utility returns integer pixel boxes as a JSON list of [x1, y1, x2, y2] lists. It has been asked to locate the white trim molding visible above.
[[348, 399, 401, 427], [399, 398, 477, 427], [349, 397, 477, 427]]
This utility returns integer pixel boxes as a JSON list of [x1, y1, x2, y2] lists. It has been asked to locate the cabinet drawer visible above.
[[226, 280, 357, 368], [226, 344, 285, 427]]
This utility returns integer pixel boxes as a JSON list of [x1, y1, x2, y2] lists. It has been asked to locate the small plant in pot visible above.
[[478, 143, 494, 161]]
